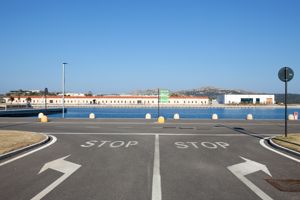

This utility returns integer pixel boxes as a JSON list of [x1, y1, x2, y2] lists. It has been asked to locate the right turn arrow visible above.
[[227, 156, 273, 200]]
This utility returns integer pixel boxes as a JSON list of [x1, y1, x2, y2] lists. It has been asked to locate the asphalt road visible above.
[[0, 118, 299, 200]]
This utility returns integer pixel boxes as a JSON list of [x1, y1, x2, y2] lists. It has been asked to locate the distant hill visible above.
[[131, 89, 158, 96], [130, 87, 300, 104], [130, 86, 255, 99], [175, 86, 255, 99], [274, 94, 300, 104]]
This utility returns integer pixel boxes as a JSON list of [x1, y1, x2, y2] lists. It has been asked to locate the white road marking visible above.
[[227, 156, 273, 200], [47, 132, 268, 136], [260, 138, 300, 163], [0, 135, 57, 167], [31, 155, 81, 200], [152, 134, 161, 200]]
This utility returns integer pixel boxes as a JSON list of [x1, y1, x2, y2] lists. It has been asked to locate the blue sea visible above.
[[48, 107, 300, 120]]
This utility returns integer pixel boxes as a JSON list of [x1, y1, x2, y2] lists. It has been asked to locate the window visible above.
[[50, 100, 53, 103]]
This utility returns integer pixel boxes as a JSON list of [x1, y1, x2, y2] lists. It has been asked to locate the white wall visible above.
[[4, 96, 209, 106], [222, 94, 275, 104]]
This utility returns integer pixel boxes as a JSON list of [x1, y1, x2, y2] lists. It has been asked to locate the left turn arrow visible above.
[[31, 155, 81, 200]]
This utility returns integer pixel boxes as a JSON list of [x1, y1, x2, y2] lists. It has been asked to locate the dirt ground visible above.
[[0, 130, 46, 155]]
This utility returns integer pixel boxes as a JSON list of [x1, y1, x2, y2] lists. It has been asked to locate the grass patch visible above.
[[0, 130, 46, 155], [273, 134, 300, 153]]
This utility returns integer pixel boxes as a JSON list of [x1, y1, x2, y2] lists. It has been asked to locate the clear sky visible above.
[[0, 0, 299, 94]]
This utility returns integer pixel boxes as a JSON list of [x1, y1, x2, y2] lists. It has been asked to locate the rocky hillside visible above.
[[131, 87, 300, 103], [175, 86, 254, 99]]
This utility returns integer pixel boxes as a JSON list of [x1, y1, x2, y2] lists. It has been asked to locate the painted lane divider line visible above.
[[152, 134, 161, 200], [31, 155, 81, 200], [227, 156, 273, 200], [0, 135, 57, 167]]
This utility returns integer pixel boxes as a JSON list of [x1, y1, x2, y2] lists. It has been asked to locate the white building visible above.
[[4, 95, 210, 107], [217, 94, 275, 105]]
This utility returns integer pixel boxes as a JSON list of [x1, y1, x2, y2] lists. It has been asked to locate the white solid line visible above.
[[269, 138, 300, 156], [259, 138, 300, 163], [0, 135, 57, 167], [48, 132, 252, 136], [152, 134, 161, 200]]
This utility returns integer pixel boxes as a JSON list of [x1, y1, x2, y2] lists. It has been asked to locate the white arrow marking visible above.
[[31, 155, 81, 200], [227, 156, 273, 200]]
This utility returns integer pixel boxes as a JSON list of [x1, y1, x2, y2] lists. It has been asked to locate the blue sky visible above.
[[0, 0, 299, 94]]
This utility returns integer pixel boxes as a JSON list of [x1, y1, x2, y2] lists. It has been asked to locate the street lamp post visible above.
[[62, 63, 68, 118]]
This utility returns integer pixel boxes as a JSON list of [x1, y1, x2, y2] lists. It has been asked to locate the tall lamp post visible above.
[[62, 62, 68, 118]]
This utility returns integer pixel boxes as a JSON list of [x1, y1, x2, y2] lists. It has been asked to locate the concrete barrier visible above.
[[158, 116, 165, 124], [89, 113, 96, 119], [294, 112, 298, 120], [212, 114, 218, 120], [288, 114, 294, 120], [40, 115, 48, 123], [38, 113, 44, 119], [246, 114, 253, 120], [174, 113, 180, 120], [145, 113, 151, 119]]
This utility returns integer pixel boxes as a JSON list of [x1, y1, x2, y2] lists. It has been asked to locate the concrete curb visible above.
[[0, 133, 50, 160], [268, 137, 300, 158]]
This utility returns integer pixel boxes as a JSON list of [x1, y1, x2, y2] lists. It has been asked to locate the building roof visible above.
[[10, 95, 209, 99]]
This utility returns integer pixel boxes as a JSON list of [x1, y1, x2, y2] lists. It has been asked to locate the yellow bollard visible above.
[[40, 115, 48, 123], [157, 116, 165, 124]]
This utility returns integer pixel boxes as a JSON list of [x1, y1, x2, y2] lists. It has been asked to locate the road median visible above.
[[272, 134, 300, 154], [0, 130, 48, 158]]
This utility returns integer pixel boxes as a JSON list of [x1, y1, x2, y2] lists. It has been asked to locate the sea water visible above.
[[48, 107, 300, 119]]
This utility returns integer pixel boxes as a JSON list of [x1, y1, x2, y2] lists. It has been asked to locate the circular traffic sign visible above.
[[278, 67, 294, 82]]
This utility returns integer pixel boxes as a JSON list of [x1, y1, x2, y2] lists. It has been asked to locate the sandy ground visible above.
[[0, 130, 46, 155], [273, 133, 300, 152]]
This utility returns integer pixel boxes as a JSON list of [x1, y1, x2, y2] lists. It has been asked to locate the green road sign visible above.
[[159, 89, 169, 103]]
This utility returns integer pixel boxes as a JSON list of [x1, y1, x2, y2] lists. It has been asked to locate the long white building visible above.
[[4, 95, 210, 107], [217, 94, 275, 104]]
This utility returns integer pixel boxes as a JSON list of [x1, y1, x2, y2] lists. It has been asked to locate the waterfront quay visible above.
[[0, 118, 299, 200], [0, 108, 65, 117]]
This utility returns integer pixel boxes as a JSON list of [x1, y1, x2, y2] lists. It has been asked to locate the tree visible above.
[[26, 97, 32, 107], [26, 97, 32, 103], [9, 96, 14, 104]]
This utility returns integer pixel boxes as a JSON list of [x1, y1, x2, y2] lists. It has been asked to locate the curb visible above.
[[0, 133, 50, 160], [267, 137, 300, 158]]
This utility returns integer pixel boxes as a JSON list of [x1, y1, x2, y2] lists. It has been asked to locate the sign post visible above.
[[278, 67, 294, 137], [157, 89, 169, 118], [44, 87, 48, 110]]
